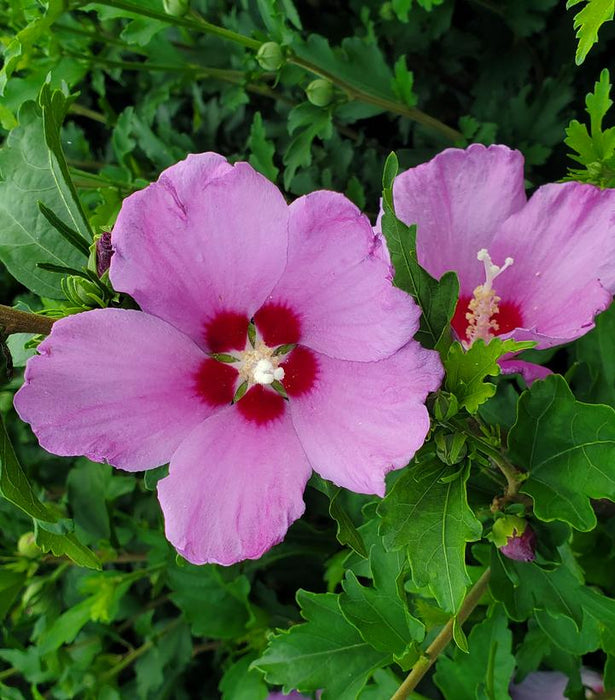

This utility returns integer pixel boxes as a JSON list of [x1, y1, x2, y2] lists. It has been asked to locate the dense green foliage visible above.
[[1, 1, 615, 698]]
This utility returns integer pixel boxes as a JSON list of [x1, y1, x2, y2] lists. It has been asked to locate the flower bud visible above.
[[17, 532, 41, 559], [61, 275, 106, 309], [492, 515, 536, 562], [434, 431, 467, 466], [433, 391, 458, 421], [95, 231, 113, 277], [306, 79, 334, 107], [256, 42, 285, 71], [163, 0, 189, 17]]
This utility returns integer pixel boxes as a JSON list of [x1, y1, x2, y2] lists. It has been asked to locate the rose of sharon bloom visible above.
[[510, 669, 603, 699], [14, 153, 443, 566], [389, 144, 615, 382]]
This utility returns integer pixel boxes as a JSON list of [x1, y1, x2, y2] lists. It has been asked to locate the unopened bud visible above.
[[433, 392, 458, 421], [17, 532, 41, 559], [306, 79, 334, 107], [434, 431, 467, 466], [256, 42, 284, 71], [163, 0, 189, 17], [95, 231, 113, 277], [493, 515, 536, 562]]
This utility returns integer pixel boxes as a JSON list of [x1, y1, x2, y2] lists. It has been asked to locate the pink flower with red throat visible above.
[[389, 144, 615, 382], [14, 153, 443, 566]]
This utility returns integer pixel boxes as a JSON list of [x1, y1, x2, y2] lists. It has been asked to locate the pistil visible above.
[[464, 249, 514, 347]]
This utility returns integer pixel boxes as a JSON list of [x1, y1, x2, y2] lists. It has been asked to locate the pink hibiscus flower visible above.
[[389, 144, 615, 381], [14, 153, 443, 566]]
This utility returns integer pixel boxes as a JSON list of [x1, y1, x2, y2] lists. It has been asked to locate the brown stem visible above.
[[0, 305, 54, 336], [390, 568, 492, 700]]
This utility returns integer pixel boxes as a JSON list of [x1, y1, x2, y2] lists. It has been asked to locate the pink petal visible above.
[[393, 144, 526, 295], [14, 309, 212, 471], [498, 358, 552, 384], [289, 342, 443, 496], [490, 182, 615, 345], [111, 154, 289, 348], [158, 406, 311, 565], [264, 191, 420, 362]]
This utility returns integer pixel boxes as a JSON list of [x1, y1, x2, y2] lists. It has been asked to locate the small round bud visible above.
[[256, 42, 285, 72], [306, 79, 334, 107], [163, 0, 189, 16], [17, 532, 41, 559]]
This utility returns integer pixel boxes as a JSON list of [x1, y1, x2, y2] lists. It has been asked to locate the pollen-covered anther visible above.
[[464, 249, 514, 347], [238, 341, 285, 387]]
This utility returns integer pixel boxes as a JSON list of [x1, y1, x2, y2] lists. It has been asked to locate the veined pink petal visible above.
[[264, 191, 420, 362], [490, 182, 615, 344], [393, 144, 526, 294], [158, 406, 311, 565], [14, 309, 212, 471], [289, 343, 443, 496], [111, 155, 289, 348]]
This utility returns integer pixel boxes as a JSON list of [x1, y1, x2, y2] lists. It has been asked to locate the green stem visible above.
[[390, 568, 492, 700], [73, 0, 461, 141], [0, 305, 54, 336], [288, 54, 463, 141], [98, 618, 181, 683], [73, 0, 260, 49], [68, 103, 107, 124]]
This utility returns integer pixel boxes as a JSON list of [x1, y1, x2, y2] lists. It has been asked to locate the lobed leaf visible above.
[[380, 153, 459, 352], [378, 457, 482, 613], [567, 0, 615, 65], [445, 338, 534, 414], [509, 374, 615, 530], [254, 591, 390, 699]]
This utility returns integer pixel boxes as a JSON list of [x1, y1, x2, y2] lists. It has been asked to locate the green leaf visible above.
[[380, 159, 458, 351], [391, 56, 417, 107], [328, 487, 368, 557], [0, 570, 27, 621], [0, 0, 65, 96], [38, 202, 90, 257], [565, 69, 615, 177], [490, 548, 615, 638], [0, 100, 90, 297], [254, 590, 390, 700], [168, 564, 252, 639], [567, 0, 615, 65], [39, 85, 93, 240], [434, 607, 515, 700], [291, 35, 395, 106], [0, 413, 100, 569], [247, 112, 279, 182], [339, 541, 424, 663], [508, 374, 615, 530], [445, 338, 534, 414], [37, 598, 93, 654], [219, 653, 269, 700], [378, 457, 482, 613], [572, 280, 615, 409], [35, 524, 101, 570], [283, 103, 333, 188]]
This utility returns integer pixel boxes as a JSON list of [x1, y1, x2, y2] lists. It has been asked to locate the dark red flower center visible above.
[[196, 303, 318, 425], [452, 295, 523, 342]]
